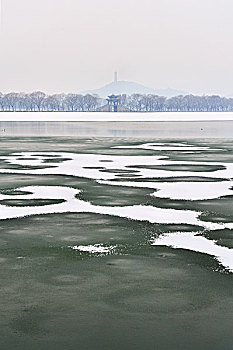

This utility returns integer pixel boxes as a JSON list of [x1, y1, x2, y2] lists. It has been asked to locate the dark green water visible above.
[[0, 137, 233, 350]]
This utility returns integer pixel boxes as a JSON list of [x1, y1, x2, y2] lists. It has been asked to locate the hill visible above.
[[84, 80, 187, 98]]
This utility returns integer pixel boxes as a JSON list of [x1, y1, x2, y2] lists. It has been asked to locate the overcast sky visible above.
[[0, 0, 233, 95]]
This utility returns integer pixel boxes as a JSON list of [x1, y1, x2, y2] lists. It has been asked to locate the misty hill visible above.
[[84, 80, 187, 98]]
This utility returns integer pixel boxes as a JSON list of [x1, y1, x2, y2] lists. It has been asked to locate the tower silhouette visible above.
[[114, 72, 118, 83]]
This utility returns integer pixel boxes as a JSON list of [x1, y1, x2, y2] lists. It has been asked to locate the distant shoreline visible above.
[[1, 110, 233, 113], [1, 111, 233, 122]]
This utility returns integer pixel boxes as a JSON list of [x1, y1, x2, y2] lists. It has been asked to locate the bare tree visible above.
[[30, 91, 46, 111]]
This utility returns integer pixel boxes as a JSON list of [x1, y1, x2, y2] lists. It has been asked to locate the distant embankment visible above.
[[0, 91, 233, 112]]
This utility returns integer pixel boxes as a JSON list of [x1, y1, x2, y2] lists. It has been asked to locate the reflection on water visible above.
[[1, 120, 233, 137]]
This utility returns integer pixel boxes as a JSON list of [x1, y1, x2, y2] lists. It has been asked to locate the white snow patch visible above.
[[151, 231, 233, 272], [113, 142, 215, 152], [0, 149, 232, 184], [99, 180, 233, 200], [0, 185, 228, 230], [69, 244, 116, 254]]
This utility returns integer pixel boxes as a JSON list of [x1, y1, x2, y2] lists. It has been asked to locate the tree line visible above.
[[0, 92, 101, 112], [120, 94, 233, 112], [0, 91, 233, 112]]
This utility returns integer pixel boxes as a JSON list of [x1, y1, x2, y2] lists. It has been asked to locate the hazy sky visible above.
[[0, 0, 233, 95]]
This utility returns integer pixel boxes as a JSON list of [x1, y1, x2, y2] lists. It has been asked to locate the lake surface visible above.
[[1, 120, 233, 138], [0, 126, 233, 349], [1, 111, 233, 138]]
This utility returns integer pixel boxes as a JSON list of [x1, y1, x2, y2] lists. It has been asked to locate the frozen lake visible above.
[[0, 136, 233, 350], [2, 111, 233, 121]]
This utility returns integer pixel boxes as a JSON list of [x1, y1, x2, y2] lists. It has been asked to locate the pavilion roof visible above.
[[107, 94, 120, 99]]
